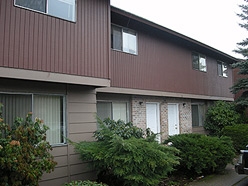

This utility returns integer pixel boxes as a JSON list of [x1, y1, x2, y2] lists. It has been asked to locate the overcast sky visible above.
[[110, 0, 246, 58]]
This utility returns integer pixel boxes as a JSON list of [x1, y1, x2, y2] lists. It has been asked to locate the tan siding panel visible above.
[[70, 171, 97, 181], [41, 166, 68, 180], [69, 144, 77, 155], [69, 154, 84, 165], [68, 93, 96, 103], [68, 85, 96, 96], [68, 103, 96, 113], [70, 163, 94, 175], [69, 113, 96, 123], [39, 177, 68, 186], [70, 123, 97, 133], [69, 132, 95, 142], [54, 155, 68, 168], [50, 145, 68, 156]]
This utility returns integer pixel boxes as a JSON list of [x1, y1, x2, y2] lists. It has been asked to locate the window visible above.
[[191, 104, 205, 127], [192, 52, 207, 72], [111, 25, 137, 55], [0, 93, 65, 145], [97, 101, 129, 123], [217, 61, 228, 77], [14, 0, 76, 22]]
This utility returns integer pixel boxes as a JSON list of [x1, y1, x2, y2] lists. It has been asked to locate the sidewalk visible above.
[[187, 163, 248, 186]]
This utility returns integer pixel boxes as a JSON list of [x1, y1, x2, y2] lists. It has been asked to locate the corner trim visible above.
[[0, 67, 110, 87], [96, 87, 234, 101]]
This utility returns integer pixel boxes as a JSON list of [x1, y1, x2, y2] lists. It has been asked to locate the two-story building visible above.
[[0, 0, 237, 184]]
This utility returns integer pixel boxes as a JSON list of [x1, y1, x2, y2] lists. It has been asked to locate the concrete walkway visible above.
[[187, 163, 248, 186]]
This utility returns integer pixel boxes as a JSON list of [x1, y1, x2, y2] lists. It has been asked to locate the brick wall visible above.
[[131, 96, 192, 141]]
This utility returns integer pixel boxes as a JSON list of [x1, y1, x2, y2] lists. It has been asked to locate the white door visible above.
[[168, 103, 179, 136], [146, 103, 160, 142]]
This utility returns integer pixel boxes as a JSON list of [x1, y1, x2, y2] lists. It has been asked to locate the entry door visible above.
[[146, 103, 160, 142], [168, 103, 179, 136]]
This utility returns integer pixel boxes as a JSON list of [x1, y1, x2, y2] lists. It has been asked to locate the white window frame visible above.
[[217, 61, 228, 77], [14, 0, 76, 22], [97, 101, 130, 123], [0, 92, 66, 146], [111, 24, 138, 55], [192, 52, 207, 72]]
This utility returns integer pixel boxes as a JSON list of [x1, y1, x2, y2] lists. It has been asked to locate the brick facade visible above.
[[131, 96, 192, 142]]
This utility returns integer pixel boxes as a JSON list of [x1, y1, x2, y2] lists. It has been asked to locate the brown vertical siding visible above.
[[110, 28, 233, 99], [0, 0, 110, 79]]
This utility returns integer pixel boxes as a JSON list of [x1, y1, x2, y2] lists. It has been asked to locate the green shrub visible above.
[[165, 133, 235, 176], [94, 118, 145, 141], [222, 124, 248, 152], [204, 101, 243, 136], [0, 104, 57, 186], [63, 180, 107, 186], [73, 118, 179, 186]]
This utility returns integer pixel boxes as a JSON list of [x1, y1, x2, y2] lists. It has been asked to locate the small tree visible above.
[[204, 101, 243, 136], [231, 0, 248, 109], [0, 104, 57, 186], [73, 118, 179, 186]]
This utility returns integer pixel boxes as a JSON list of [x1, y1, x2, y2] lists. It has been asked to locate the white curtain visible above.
[[97, 102, 112, 121], [33, 95, 61, 144], [113, 102, 127, 123], [0, 94, 32, 126]]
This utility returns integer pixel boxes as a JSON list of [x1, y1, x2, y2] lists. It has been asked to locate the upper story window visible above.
[[192, 52, 207, 72], [14, 0, 76, 22], [217, 61, 228, 77], [111, 25, 137, 55]]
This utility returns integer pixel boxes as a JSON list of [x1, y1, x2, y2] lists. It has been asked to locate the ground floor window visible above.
[[0, 93, 65, 145], [191, 104, 205, 127], [97, 101, 129, 123]]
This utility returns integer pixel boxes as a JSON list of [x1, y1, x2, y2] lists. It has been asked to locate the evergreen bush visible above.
[[94, 118, 145, 140], [204, 101, 243, 136], [222, 124, 248, 152], [0, 104, 57, 186], [63, 180, 107, 186], [73, 118, 179, 186], [165, 133, 235, 177]]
